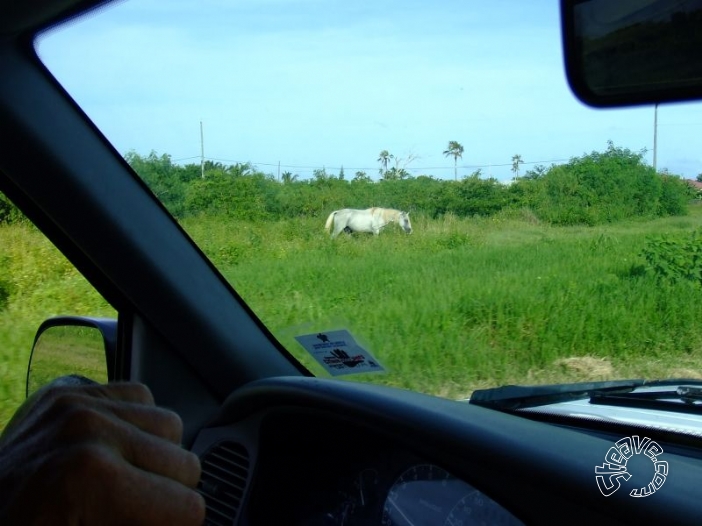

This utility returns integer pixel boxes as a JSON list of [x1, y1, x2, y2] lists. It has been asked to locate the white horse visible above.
[[324, 207, 412, 238]]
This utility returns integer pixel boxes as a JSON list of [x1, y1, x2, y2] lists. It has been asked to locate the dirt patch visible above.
[[668, 368, 702, 380], [554, 356, 614, 379], [523, 356, 615, 385]]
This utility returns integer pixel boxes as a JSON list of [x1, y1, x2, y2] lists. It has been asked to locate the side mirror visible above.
[[561, 0, 702, 107], [26, 316, 117, 397]]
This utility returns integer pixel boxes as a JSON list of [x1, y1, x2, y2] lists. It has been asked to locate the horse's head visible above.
[[399, 211, 412, 234]]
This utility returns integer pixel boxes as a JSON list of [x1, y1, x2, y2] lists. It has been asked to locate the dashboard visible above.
[[190, 377, 702, 526], [246, 412, 521, 525]]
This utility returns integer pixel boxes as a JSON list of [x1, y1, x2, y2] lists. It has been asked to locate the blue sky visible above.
[[36, 0, 702, 181]]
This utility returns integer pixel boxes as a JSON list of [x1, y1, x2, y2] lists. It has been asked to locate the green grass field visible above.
[[3, 206, 702, 429]]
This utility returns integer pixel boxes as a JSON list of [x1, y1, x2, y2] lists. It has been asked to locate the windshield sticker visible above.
[[595, 435, 668, 498], [295, 330, 385, 377]]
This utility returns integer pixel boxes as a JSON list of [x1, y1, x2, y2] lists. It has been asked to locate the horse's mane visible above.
[[377, 207, 401, 222]]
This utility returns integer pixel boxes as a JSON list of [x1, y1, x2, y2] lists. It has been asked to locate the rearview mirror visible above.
[[26, 316, 117, 397], [561, 0, 702, 107]]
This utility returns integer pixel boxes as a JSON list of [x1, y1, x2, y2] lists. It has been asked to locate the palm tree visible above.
[[353, 171, 371, 182], [443, 141, 464, 180], [511, 154, 523, 178], [377, 150, 394, 177], [281, 171, 298, 184]]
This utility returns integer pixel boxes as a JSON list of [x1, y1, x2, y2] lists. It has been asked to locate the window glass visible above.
[[0, 193, 115, 429], [35, 1, 702, 398]]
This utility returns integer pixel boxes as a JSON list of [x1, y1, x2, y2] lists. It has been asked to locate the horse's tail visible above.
[[324, 211, 337, 232]]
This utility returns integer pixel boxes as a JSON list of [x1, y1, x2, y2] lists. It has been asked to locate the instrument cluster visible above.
[[246, 412, 522, 525]]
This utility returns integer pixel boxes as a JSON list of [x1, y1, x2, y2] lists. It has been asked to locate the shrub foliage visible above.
[[1, 142, 691, 228], [123, 142, 691, 226], [642, 229, 702, 285]]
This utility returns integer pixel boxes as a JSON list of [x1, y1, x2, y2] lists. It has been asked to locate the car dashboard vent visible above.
[[198, 441, 250, 526]]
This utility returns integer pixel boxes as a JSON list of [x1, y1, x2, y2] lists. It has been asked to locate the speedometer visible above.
[[381, 464, 523, 526], [445, 489, 524, 526], [382, 464, 463, 525]]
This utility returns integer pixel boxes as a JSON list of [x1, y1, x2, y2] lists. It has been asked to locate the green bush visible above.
[[0, 192, 24, 225], [184, 170, 275, 220], [125, 151, 188, 218], [659, 174, 693, 216], [127, 144, 691, 226], [522, 142, 687, 226], [641, 229, 702, 284]]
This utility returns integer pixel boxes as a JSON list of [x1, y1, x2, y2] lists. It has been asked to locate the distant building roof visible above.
[[686, 179, 702, 190]]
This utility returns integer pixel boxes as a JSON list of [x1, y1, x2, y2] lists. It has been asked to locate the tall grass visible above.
[[0, 223, 114, 427], [182, 206, 702, 397], [3, 208, 702, 429]]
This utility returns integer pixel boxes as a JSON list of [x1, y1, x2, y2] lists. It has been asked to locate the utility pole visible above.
[[653, 103, 658, 172], [200, 120, 205, 179]]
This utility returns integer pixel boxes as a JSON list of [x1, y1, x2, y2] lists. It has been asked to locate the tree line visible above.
[[0, 142, 692, 227]]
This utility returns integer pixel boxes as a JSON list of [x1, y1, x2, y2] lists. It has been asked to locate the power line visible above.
[[194, 156, 572, 174]]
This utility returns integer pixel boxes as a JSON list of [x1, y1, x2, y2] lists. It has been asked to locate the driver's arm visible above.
[[0, 381, 205, 525]]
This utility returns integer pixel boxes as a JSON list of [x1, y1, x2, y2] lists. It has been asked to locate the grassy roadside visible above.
[[0, 223, 115, 428], [2, 207, 702, 429], [185, 206, 702, 397]]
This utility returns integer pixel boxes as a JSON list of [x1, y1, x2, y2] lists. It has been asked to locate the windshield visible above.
[[33, 0, 702, 399]]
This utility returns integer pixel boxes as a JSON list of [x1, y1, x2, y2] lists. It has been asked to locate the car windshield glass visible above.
[[35, 0, 702, 399]]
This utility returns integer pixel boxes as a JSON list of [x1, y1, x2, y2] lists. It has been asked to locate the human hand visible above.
[[0, 381, 205, 525]]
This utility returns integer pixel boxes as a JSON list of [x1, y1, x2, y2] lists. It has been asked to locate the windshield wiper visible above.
[[590, 385, 702, 415], [469, 379, 702, 412]]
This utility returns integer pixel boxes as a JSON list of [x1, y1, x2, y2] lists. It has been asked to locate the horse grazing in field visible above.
[[324, 207, 412, 238]]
